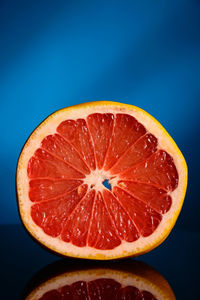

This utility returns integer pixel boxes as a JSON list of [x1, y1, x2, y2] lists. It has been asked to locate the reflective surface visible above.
[[23, 259, 174, 299], [1, 225, 199, 299]]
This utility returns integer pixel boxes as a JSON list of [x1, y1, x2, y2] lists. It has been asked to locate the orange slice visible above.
[[24, 260, 176, 300], [16, 101, 187, 259]]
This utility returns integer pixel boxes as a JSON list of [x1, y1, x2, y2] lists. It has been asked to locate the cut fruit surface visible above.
[[16, 101, 187, 259], [24, 259, 176, 300]]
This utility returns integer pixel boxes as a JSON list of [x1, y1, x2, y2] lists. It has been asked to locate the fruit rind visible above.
[[16, 101, 188, 260]]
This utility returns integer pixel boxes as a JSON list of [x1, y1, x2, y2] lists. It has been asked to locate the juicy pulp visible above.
[[28, 113, 178, 250]]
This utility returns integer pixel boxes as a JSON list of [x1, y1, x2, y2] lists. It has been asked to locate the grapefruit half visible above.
[[16, 101, 187, 259], [24, 260, 176, 300]]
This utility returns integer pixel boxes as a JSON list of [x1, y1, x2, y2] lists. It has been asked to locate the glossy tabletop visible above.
[[0, 225, 199, 299]]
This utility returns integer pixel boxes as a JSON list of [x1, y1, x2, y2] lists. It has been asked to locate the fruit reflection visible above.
[[24, 259, 175, 300]]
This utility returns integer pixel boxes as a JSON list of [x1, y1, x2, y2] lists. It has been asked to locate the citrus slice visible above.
[[24, 260, 176, 300], [16, 101, 187, 259]]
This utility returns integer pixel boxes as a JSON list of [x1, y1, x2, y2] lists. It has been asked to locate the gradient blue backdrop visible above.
[[0, 0, 199, 229]]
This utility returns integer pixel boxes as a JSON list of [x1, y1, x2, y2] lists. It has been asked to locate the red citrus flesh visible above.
[[38, 277, 157, 300], [28, 113, 178, 250]]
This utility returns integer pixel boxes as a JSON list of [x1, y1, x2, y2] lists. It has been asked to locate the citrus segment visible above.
[[39, 290, 60, 300], [57, 119, 96, 170], [118, 181, 172, 214], [58, 285, 72, 298], [115, 286, 140, 299], [31, 185, 88, 237], [28, 148, 85, 179], [41, 134, 90, 175], [17, 101, 187, 259], [113, 187, 162, 237], [87, 191, 121, 250], [120, 150, 178, 191], [104, 113, 146, 170], [87, 113, 114, 169], [87, 279, 121, 299], [61, 190, 95, 247], [29, 179, 83, 202], [70, 281, 88, 299], [110, 133, 158, 175], [102, 189, 139, 242]]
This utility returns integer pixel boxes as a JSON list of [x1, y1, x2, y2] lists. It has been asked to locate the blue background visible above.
[[0, 0, 199, 229]]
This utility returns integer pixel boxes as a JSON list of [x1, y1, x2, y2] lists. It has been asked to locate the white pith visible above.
[[17, 102, 187, 259], [26, 268, 172, 300], [84, 169, 110, 191]]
